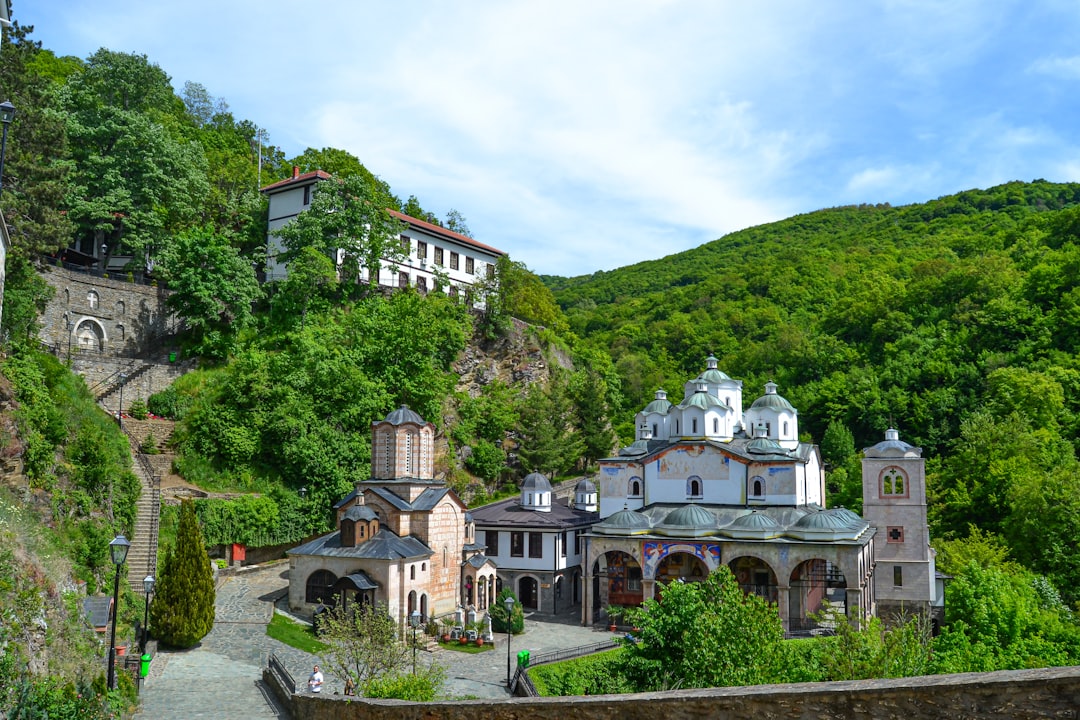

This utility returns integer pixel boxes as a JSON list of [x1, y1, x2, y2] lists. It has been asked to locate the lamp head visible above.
[[109, 535, 131, 566], [503, 595, 514, 614], [410, 609, 421, 627], [0, 101, 14, 125], [143, 575, 155, 594]]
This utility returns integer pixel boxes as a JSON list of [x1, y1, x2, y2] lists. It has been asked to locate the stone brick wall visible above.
[[36, 265, 192, 409], [266, 665, 1080, 720]]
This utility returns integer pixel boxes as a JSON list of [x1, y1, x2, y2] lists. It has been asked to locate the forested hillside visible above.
[[548, 180, 1080, 605]]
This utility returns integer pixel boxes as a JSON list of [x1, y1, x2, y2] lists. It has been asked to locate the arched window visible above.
[[422, 562, 427, 571], [305, 569, 337, 604], [783, 421, 789, 436], [116, 300, 125, 316], [749, 476, 765, 498], [675, 419, 680, 435], [687, 476, 703, 498], [410, 565, 416, 580], [629, 478, 642, 497], [881, 467, 907, 497], [652, 423, 658, 436], [692, 418, 698, 434], [713, 418, 719, 434]]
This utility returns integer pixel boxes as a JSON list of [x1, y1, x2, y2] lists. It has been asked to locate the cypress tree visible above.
[[149, 499, 215, 648]]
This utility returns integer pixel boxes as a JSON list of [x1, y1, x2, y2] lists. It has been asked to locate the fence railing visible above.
[[526, 638, 619, 667], [268, 652, 296, 694]]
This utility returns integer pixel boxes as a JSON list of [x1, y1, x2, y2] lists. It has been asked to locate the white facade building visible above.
[[261, 168, 505, 300]]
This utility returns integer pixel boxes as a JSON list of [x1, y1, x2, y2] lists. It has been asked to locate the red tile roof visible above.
[[387, 209, 504, 257], [259, 169, 332, 193], [259, 168, 505, 256]]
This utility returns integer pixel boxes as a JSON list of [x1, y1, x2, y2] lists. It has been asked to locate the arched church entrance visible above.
[[728, 556, 778, 604], [654, 551, 709, 589], [594, 551, 643, 607], [789, 559, 847, 634]]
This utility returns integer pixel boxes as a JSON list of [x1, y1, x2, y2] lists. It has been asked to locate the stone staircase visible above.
[[93, 361, 155, 415], [124, 427, 162, 595]]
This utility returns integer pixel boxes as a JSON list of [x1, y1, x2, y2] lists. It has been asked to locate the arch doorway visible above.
[[518, 576, 539, 610], [789, 559, 847, 634], [654, 551, 709, 588]]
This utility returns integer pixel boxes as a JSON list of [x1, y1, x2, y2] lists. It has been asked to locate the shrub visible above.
[[149, 499, 215, 648], [127, 399, 148, 421], [489, 588, 524, 634]]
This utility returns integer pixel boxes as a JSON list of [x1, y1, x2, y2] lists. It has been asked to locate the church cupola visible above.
[[573, 478, 598, 512], [521, 472, 553, 512]]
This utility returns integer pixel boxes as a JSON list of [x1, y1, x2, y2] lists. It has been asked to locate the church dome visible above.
[[383, 404, 426, 426], [521, 473, 553, 492], [594, 508, 652, 535], [863, 428, 922, 458], [749, 382, 795, 411], [642, 389, 672, 414], [619, 439, 650, 456], [729, 510, 780, 530], [697, 355, 731, 383], [678, 391, 728, 411], [794, 509, 858, 530], [723, 510, 782, 539], [575, 478, 597, 494], [343, 505, 379, 522], [657, 504, 716, 537], [746, 436, 787, 455]]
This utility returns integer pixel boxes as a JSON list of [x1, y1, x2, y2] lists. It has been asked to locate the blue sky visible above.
[[19, 1, 1080, 276]]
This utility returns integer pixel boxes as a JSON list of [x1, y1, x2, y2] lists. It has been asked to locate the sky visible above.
[[18, 1, 1080, 276]]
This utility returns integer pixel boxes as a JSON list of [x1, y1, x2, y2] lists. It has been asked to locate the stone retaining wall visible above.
[[264, 665, 1080, 720]]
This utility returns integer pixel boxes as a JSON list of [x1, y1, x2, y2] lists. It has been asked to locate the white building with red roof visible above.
[[261, 168, 505, 301]]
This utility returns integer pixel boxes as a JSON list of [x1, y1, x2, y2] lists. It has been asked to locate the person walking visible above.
[[308, 665, 323, 693]]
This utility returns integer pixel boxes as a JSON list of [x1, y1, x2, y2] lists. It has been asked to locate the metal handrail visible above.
[[268, 653, 296, 694], [526, 638, 619, 667]]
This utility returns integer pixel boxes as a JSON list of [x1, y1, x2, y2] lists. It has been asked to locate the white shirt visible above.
[[309, 670, 324, 693]]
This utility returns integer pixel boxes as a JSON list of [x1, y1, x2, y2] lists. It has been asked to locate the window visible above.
[[449, 285, 458, 299], [398, 271, 409, 288], [881, 467, 907, 497], [561, 531, 567, 557], [417, 241, 428, 260], [417, 276, 427, 293], [675, 419, 680, 434], [783, 421, 789, 436], [627, 567, 642, 591], [887, 526, 905, 543], [652, 423, 658, 437], [629, 478, 642, 497], [399, 234, 410, 253], [487, 263, 495, 278], [893, 566, 903, 587], [574, 530, 581, 555], [692, 418, 698, 434], [305, 569, 337, 604], [486, 530, 499, 555], [303, 185, 311, 205], [510, 532, 524, 557], [750, 476, 764, 498], [713, 418, 719, 434], [529, 532, 543, 558], [466, 256, 474, 274], [687, 476, 703, 498], [434, 247, 444, 265], [410, 565, 416, 580], [450, 251, 459, 270]]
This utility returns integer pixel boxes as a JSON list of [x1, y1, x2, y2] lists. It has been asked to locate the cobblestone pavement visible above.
[[134, 561, 615, 715]]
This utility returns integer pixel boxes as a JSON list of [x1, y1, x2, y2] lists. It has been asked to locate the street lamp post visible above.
[[141, 575, 155, 654], [0, 100, 15, 197], [101, 242, 108, 271], [504, 595, 515, 688], [410, 609, 421, 675], [106, 535, 131, 690]]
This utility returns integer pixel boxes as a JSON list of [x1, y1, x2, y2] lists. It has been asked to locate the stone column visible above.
[[777, 585, 790, 633], [642, 579, 656, 602]]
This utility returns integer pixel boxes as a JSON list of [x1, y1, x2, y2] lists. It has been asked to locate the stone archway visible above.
[[75, 318, 106, 351], [518, 576, 539, 610], [789, 559, 847, 634], [728, 556, 778, 604]]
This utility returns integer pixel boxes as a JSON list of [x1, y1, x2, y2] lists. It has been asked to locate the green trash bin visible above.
[[140, 654, 151, 679], [168, 351, 176, 363], [517, 650, 529, 668]]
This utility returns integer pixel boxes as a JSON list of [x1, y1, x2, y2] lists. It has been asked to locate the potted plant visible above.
[[471, 620, 486, 646], [605, 604, 623, 632], [439, 616, 455, 643]]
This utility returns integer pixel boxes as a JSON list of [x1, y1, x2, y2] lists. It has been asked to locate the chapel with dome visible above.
[[583, 356, 940, 632]]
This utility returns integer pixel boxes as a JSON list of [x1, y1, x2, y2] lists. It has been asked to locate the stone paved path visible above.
[[135, 561, 614, 716]]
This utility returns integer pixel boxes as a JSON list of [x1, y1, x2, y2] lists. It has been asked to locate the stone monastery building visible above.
[[287, 406, 495, 632], [583, 355, 939, 632]]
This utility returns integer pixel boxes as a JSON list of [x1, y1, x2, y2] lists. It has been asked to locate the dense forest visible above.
[[547, 180, 1080, 607], [1, 13, 1080, 712]]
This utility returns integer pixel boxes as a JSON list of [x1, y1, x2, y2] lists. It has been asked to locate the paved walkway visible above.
[[135, 562, 613, 716]]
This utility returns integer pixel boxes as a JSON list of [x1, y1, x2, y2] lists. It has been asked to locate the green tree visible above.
[[274, 173, 405, 292], [0, 23, 74, 257], [490, 588, 524, 634], [289, 147, 398, 209], [515, 375, 583, 477], [61, 49, 209, 260], [157, 225, 262, 359], [150, 499, 215, 648], [317, 603, 408, 689], [622, 566, 784, 690]]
